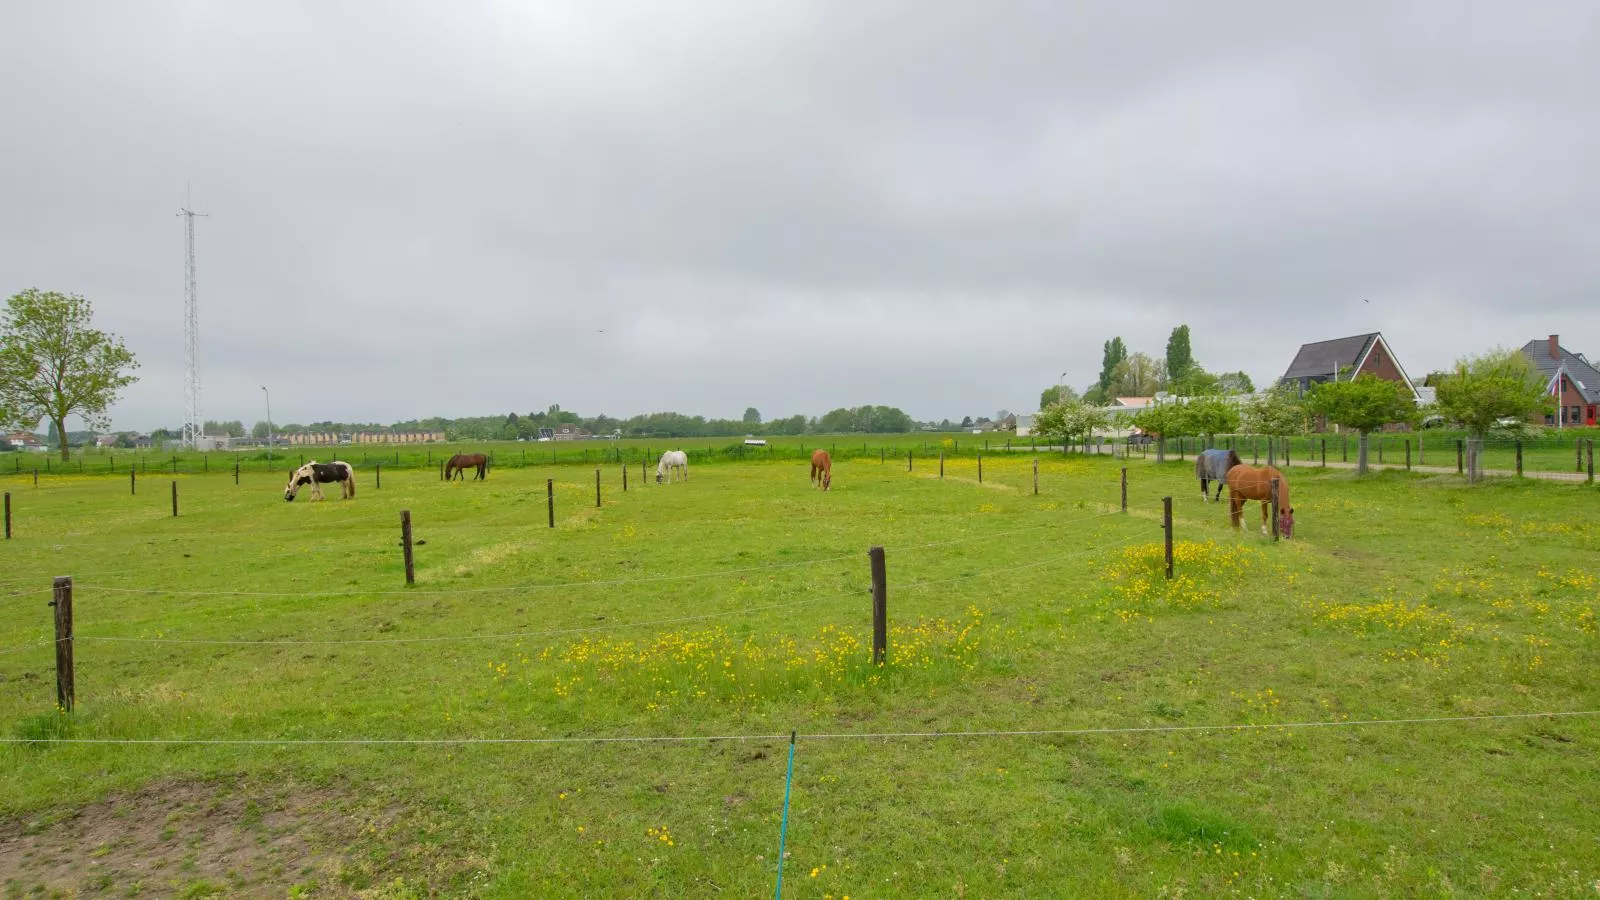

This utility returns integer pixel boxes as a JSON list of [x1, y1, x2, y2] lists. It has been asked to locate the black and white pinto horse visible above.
[[285, 460, 356, 502]]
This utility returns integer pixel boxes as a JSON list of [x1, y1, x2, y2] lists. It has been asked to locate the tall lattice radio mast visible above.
[[178, 200, 207, 448]]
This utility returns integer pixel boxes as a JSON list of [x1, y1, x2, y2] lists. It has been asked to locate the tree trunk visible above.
[[1156, 436, 1167, 463], [1356, 430, 1370, 475], [1466, 437, 1483, 484], [55, 416, 70, 462]]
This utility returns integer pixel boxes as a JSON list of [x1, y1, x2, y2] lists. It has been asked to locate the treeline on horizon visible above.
[[84, 404, 928, 445]]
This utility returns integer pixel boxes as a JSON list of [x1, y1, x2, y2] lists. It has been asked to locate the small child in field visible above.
[[1278, 507, 1295, 539]]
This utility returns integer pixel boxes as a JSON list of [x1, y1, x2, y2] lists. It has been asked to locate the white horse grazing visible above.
[[284, 460, 356, 501], [655, 450, 688, 484]]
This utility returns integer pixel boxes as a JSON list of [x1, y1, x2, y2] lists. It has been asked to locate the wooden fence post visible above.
[[977, 453, 983, 483], [400, 510, 415, 585], [130, 469, 136, 495], [1343, 436, 1349, 463], [880, 448, 885, 464], [3, 492, 9, 539], [1285, 439, 1291, 467], [1589, 440, 1595, 484], [1405, 440, 1411, 471], [939, 452, 944, 479], [1457, 439, 1464, 475], [171, 481, 178, 517], [1032, 458, 1038, 495], [52, 576, 74, 712], [1121, 467, 1128, 513], [1580, 438, 1586, 474], [622, 465, 628, 492], [375, 463, 381, 490], [869, 546, 887, 666], [547, 479, 555, 528], [595, 469, 602, 508], [234, 460, 239, 484], [907, 450, 912, 472], [1321, 438, 1327, 467], [1270, 478, 1280, 542], [1516, 441, 1523, 477], [1163, 497, 1174, 580]]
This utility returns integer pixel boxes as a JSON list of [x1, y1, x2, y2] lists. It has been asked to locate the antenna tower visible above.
[[178, 200, 207, 449]]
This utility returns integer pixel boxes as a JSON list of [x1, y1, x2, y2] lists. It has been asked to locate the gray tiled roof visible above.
[[1520, 341, 1600, 403], [1281, 334, 1378, 381]]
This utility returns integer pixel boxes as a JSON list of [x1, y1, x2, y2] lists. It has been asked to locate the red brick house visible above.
[[1280, 332, 1419, 397], [1520, 335, 1599, 427], [1280, 333, 1419, 432]]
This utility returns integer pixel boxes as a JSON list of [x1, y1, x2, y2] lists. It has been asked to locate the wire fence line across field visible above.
[[69, 592, 868, 647], [2, 709, 1593, 748]]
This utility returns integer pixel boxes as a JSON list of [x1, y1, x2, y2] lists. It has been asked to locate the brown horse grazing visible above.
[[1226, 465, 1293, 537], [445, 453, 488, 481], [809, 449, 832, 490]]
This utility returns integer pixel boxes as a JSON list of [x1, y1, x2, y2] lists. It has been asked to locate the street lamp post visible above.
[[261, 385, 274, 463]]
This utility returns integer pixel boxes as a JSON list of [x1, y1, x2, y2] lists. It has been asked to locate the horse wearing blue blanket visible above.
[[1195, 448, 1242, 502]]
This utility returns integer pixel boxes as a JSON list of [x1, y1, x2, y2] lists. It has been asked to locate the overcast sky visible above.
[[3, 2, 1596, 431]]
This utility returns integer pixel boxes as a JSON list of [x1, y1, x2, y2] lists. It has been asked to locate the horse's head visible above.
[[284, 464, 313, 501]]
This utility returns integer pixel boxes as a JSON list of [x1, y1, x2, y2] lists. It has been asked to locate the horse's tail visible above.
[[1194, 454, 1206, 478], [345, 463, 356, 498]]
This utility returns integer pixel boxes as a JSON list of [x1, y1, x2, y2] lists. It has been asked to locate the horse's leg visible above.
[[1260, 500, 1269, 536], [1199, 478, 1208, 502], [1229, 494, 1242, 528]]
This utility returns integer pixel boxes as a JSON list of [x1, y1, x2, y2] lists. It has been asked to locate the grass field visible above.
[[2, 454, 1598, 896]]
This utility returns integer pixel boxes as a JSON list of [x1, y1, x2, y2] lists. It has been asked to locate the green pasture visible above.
[[8, 425, 1596, 484], [1, 454, 1598, 896]]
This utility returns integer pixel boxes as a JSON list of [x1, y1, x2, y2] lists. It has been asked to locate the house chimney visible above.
[[1549, 334, 1560, 360]]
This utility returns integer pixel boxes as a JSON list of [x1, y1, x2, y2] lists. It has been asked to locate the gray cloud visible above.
[[3, 1, 1596, 430]]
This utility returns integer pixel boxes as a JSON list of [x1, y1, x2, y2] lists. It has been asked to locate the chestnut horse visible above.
[[809, 449, 832, 490], [445, 453, 487, 481], [1225, 465, 1293, 537]]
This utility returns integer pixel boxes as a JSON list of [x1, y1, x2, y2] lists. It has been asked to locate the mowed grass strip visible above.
[[1, 456, 1597, 896]]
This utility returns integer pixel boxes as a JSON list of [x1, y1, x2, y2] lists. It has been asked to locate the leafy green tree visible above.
[[1243, 382, 1309, 438], [1179, 395, 1241, 442], [1097, 337, 1128, 394], [0, 289, 140, 461], [1039, 385, 1078, 409], [1111, 352, 1165, 397], [1130, 402, 1186, 462], [1034, 399, 1109, 449], [1217, 371, 1255, 395], [960, 416, 973, 429], [1434, 349, 1552, 481], [1080, 384, 1108, 406], [252, 421, 271, 439], [1165, 325, 1195, 385], [1434, 349, 1551, 438], [742, 407, 761, 427], [1306, 374, 1418, 474]]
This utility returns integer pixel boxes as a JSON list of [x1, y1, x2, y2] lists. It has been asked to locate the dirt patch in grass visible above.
[[0, 776, 459, 897]]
